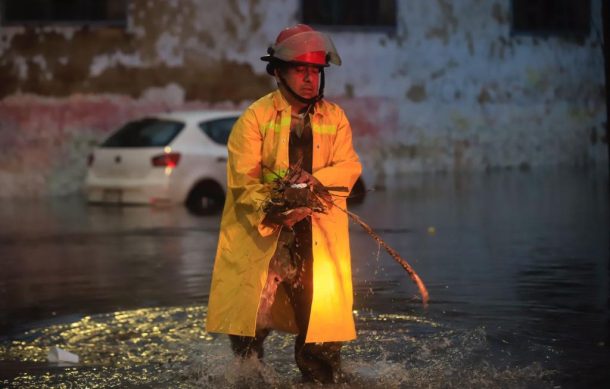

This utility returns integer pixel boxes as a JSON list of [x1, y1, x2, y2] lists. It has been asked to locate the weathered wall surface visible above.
[[0, 0, 606, 196]]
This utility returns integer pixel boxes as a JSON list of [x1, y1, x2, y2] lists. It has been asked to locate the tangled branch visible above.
[[262, 164, 430, 306]]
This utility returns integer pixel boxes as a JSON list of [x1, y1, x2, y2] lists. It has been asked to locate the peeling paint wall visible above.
[[325, 0, 607, 184], [0, 0, 273, 101], [0, 0, 607, 196]]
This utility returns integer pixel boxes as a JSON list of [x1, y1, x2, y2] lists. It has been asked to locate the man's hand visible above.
[[262, 206, 312, 229], [281, 207, 312, 228], [288, 170, 333, 209], [287, 169, 318, 186], [284, 187, 313, 207]]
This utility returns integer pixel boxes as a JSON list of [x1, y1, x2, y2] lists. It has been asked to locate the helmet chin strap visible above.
[[277, 68, 325, 107]]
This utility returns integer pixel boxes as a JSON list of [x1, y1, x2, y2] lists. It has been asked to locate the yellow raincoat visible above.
[[206, 90, 361, 343]]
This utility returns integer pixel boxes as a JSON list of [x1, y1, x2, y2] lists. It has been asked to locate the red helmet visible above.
[[261, 24, 341, 74]]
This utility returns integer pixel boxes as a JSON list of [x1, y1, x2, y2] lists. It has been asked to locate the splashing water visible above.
[[1, 306, 554, 388], [4, 169, 605, 387]]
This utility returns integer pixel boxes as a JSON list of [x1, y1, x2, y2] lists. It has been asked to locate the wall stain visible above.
[[388, 17, 409, 46], [228, 0, 246, 22], [466, 32, 475, 55], [430, 68, 446, 80], [426, 0, 459, 45], [224, 17, 238, 41], [426, 27, 449, 45], [197, 30, 216, 49], [249, 0, 263, 33], [491, 2, 508, 24], [496, 36, 515, 60], [477, 87, 492, 104], [406, 84, 427, 102]]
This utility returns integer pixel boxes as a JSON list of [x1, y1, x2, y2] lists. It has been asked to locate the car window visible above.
[[101, 118, 184, 148], [199, 117, 238, 145]]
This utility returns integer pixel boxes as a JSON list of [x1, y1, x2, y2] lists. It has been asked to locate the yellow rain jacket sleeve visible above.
[[206, 90, 361, 342]]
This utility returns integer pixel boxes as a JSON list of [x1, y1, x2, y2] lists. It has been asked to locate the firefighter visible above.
[[206, 24, 361, 384]]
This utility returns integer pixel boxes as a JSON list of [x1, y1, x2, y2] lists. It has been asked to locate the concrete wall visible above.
[[0, 0, 606, 197]]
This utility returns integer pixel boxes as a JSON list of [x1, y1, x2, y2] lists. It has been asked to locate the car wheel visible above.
[[186, 180, 225, 215], [347, 177, 366, 206]]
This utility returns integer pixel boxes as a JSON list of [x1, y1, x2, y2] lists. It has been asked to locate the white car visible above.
[[85, 110, 367, 215], [85, 110, 241, 215]]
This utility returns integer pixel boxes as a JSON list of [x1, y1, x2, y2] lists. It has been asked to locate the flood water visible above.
[[0, 168, 608, 388]]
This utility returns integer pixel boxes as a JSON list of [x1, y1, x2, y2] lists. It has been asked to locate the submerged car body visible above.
[[86, 110, 367, 215], [85, 110, 241, 215]]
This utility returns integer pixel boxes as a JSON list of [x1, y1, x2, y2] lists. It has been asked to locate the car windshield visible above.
[[101, 118, 184, 148], [199, 117, 238, 145]]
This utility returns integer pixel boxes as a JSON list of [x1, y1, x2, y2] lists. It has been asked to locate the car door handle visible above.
[[216, 157, 227, 163]]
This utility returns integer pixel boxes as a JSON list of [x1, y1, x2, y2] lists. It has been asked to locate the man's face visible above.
[[279, 64, 321, 100]]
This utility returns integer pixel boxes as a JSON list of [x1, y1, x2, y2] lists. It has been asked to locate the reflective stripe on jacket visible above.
[[205, 90, 362, 343]]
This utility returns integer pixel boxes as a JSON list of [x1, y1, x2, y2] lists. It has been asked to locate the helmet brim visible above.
[[262, 57, 329, 76], [261, 29, 341, 72]]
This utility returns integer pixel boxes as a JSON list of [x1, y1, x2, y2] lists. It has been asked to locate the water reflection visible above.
[[0, 168, 608, 387], [0, 306, 553, 388], [0, 202, 219, 336]]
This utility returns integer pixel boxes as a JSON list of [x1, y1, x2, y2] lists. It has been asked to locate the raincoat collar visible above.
[[272, 89, 326, 117]]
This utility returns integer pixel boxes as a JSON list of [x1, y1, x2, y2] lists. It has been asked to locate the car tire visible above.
[[186, 180, 225, 216]]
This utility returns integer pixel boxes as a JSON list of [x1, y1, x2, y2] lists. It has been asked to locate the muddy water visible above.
[[0, 168, 608, 387]]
